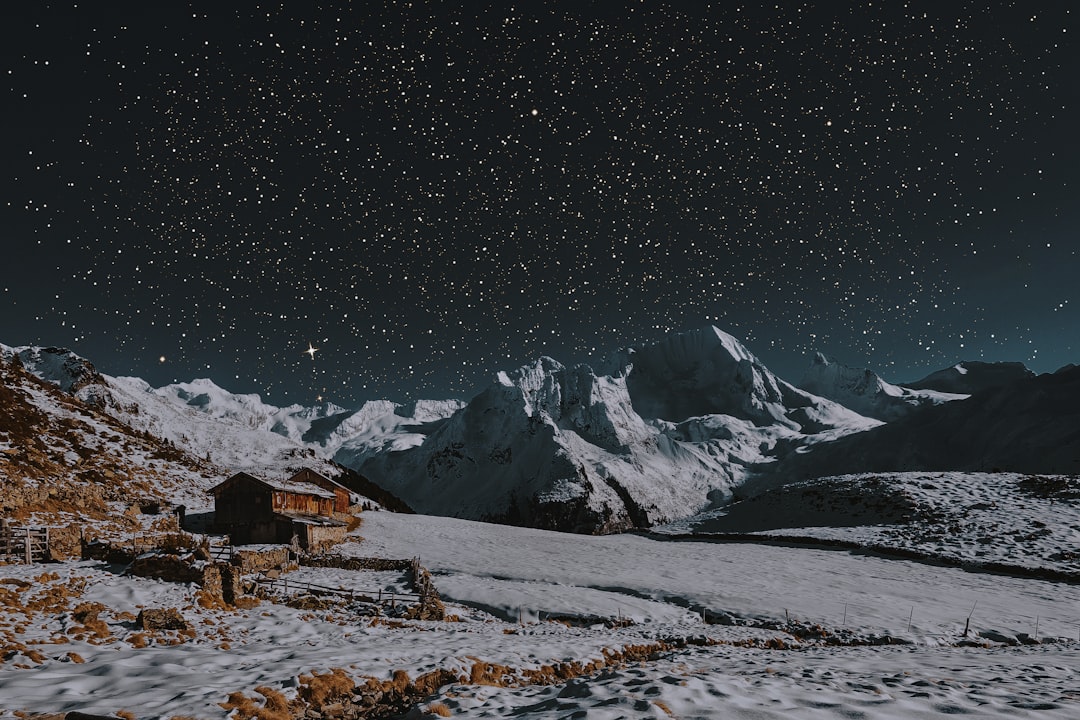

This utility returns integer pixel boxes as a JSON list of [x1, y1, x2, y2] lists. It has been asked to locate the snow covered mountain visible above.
[[5, 330, 1077, 536], [797, 352, 966, 422], [103, 375, 463, 478], [2, 342, 460, 482], [357, 327, 879, 533]]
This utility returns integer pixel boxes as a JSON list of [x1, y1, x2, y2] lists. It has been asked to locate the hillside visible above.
[[0, 347, 215, 546], [764, 363, 1080, 484], [905, 360, 1036, 395]]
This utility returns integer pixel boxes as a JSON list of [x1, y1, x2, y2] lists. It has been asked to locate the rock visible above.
[[136, 607, 188, 631], [129, 553, 202, 583]]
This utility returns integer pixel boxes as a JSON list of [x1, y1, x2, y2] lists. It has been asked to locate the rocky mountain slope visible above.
[[0, 346, 214, 545]]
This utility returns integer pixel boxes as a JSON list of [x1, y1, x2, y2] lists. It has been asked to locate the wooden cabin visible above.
[[210, 471, 347, 549]]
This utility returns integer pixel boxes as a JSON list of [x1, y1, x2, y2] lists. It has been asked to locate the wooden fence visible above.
[[208, 537, 233, 563], [0, 525, 49, 564]]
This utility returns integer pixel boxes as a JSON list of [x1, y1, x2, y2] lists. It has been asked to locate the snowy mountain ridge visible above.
[[7, 327, 1074, 535], [798, 352, 966, 422]]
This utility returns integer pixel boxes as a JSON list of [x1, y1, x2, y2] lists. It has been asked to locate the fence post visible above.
[[24, 528, 31, 564]]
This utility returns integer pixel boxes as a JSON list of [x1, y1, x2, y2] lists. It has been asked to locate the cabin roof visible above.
[[211, 472, 337, 500]]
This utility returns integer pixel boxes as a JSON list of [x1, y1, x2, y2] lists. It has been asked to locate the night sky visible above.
[[4, 2, 1077, 405]]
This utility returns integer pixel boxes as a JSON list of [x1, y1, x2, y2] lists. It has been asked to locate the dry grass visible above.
[[427, 702, 453, 716], [196, 589, 228, 610], [298, 667, 355, 709], [413, 668, 459, 696], [23, 649, 46, 664], [653, 699, 675, 717], [219, 686, 292, 720]]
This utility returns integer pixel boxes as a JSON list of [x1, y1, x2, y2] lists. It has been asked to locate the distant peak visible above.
[[811, 351, 832, 366]]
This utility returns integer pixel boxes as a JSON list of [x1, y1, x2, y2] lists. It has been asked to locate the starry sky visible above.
[[3, 2, 1077, 405]]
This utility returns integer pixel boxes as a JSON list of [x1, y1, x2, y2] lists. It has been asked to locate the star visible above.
[[304, 343, 318, 361]]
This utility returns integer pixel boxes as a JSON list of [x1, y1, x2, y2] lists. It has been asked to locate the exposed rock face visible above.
[[0, 345, 107, 394]]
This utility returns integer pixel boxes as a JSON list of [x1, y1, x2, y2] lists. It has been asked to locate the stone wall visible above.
[[303, 523, 347, 552], [232, 546, 292, 573]]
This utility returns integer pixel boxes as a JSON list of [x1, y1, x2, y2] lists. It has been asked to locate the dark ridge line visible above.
[[639, 531, 1080, 585]]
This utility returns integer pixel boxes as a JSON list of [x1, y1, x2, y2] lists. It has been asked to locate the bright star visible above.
[[304, 342, 318, 360]]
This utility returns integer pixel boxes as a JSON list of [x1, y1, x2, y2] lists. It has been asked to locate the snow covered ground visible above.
[[358, 512, 1080, 643], [662, 472, 1080, 579], [1, 511, 1077, 718]]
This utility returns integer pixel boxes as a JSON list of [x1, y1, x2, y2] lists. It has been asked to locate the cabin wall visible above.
[[215, 478, 274, 528], [290, 469, 351, 513]]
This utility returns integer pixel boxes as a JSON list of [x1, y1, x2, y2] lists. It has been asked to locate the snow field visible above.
[[674, 472, 1080, 578], [357, 512, 1080, 642], [1, 510, 1078, 718]]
